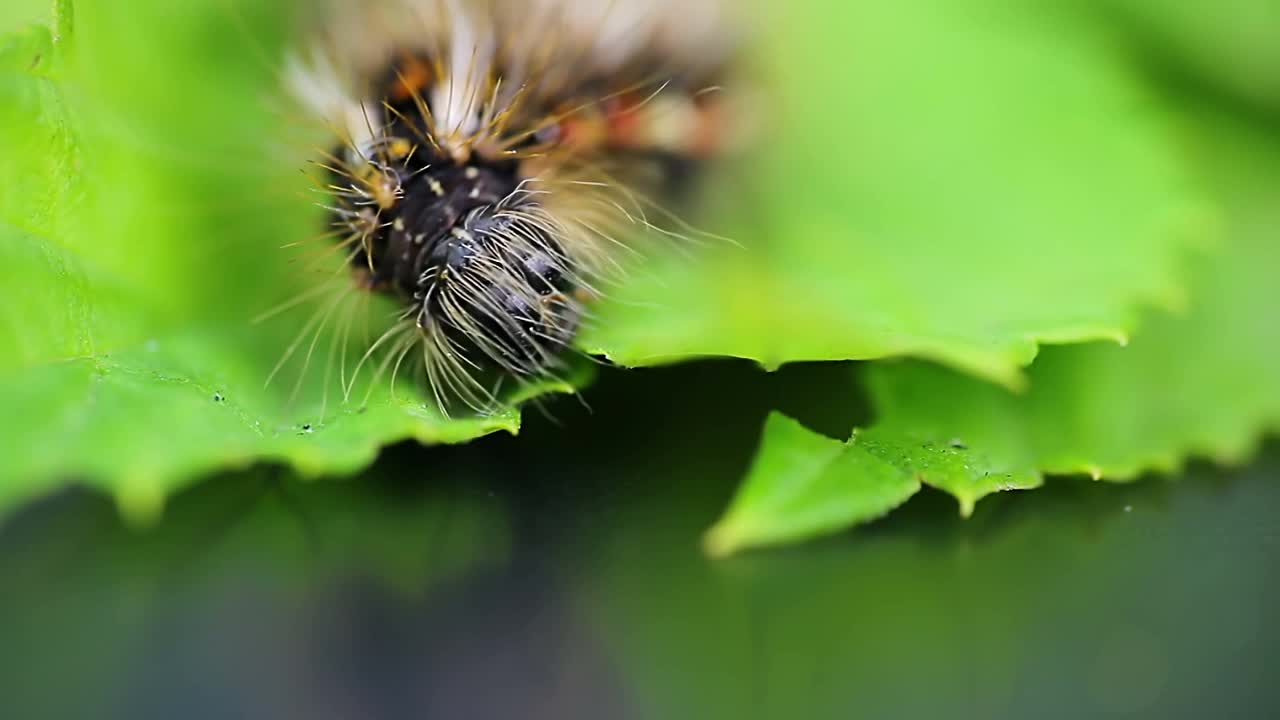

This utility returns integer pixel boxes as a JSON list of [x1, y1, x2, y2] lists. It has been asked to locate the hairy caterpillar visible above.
[[281, 0, 737, 413]]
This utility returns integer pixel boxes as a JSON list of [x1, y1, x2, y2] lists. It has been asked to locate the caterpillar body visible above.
[[285, 0, 737, 412]]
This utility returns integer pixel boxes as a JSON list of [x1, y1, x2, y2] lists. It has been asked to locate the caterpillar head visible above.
[[329, 136, 587, 407], [415, 201, 583, 379]]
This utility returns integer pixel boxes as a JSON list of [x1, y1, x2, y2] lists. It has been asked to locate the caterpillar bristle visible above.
[[260, 0, 737, 414]]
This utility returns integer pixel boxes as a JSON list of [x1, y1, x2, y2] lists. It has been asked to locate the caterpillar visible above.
[[282, 0, 737, 413]]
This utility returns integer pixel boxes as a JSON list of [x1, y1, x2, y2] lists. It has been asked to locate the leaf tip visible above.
[[114, 476, 166, 527], [701, 519, 744, 558]]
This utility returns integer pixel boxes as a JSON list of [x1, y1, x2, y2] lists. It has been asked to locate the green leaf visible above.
[[707, 412, 1043, 555], [874, 107, 1280, 482], [0, 5, 583, 519], [708, 107, 1280, 555], [585, 0, 1204, 388], [703, 413, 921, 556]]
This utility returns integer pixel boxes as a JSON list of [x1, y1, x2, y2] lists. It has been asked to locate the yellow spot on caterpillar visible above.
[[388, 137, 413, 159]]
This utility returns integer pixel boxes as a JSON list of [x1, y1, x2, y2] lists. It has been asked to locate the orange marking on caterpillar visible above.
[[389, 54, 433, 102]]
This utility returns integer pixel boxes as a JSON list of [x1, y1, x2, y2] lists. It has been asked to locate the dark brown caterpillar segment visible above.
[[329, 86, 581, 382]]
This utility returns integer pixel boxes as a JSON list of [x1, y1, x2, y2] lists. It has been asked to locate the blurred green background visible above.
[[1, 0, 1278, 717]]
